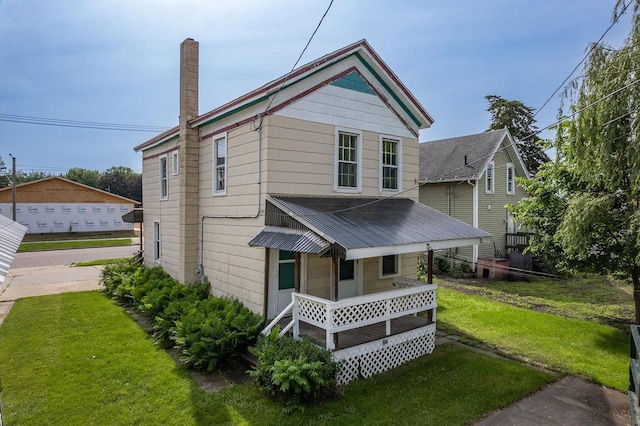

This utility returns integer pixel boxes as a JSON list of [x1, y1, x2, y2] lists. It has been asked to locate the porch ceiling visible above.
[[259, 195, 491, 259]]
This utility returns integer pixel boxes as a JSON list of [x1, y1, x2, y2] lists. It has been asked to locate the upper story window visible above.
[[506, 163, 515, 195], [335, 129, 362, 192], [485, 161, 495, 194], [214, 136, 227, 195], [159, 155, 168, 200], [172, 151, 179, 176], [380, 136, 401, 192]]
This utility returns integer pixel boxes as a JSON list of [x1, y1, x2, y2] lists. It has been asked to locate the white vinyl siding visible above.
[[380, 136, 401, 192], [159, 155, 168, 200], [334, 128, 362, 192], [506, 163, 514, 195], [213, 136, 227, 195], [172, 151, 179, 175], [485, 161, 495, 194]]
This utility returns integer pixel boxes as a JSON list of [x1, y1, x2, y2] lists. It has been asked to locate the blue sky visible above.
[[0, 0, 633, 174]]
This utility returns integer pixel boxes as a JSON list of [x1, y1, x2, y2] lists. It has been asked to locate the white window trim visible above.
[[485, 161, 495, 194], [159, 154, 168, 200], [506, 163, 515, 195], [379, 135, 402, 193], [153, 220, 161, 263], [172, 151, 179, 176], [334, 127, 363, 193], [379, 254, 401, 279], [213, 134, 227, 196]]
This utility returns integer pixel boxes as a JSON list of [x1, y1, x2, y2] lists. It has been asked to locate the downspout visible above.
[[197, 119, 263, 282], [467, 179, 478, 271]]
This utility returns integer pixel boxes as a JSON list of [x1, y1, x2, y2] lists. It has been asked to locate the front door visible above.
[[338, 258, 363, 299], [268, 249, 300, 318]]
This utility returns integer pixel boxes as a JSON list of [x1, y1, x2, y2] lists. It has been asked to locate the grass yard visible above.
[[74, 258, 131, 267], [0, 291, 555, 426], [439, 275, 634, 329], [437, 287, 629, 390], [18, 238, 132, 252]]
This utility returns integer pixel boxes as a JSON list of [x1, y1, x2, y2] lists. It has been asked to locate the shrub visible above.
[[250, 330, 340, 413], [173, 297, 264, 371]]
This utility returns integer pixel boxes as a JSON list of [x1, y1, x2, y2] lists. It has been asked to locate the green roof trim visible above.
[[141, 134, 179, 153], [353, 51, 422, 128], [195, 94, 269, 129], [331, 71, 376, 95]]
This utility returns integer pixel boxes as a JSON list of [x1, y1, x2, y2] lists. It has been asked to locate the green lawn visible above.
[[18, 239, 132, 252], [0, 291, 555, 426], [437, 287, 629, 390], [74, 258, 131, 267]]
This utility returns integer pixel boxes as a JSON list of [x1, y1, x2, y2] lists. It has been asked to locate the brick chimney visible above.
[[177, 38, 200, 283]]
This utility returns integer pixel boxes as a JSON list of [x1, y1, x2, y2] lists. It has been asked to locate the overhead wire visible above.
[[0, 113, 169, 132]]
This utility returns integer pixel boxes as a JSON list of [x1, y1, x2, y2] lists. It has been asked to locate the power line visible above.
[[533, 0, 632, 118], [257, 0, 334, 128], [0, 113, 169, 132]]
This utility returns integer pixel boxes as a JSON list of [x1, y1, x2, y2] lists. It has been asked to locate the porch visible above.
[[263, 277, 437, 384]]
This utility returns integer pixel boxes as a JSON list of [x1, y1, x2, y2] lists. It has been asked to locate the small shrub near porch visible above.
[[250, 329, 341, 413], [101, 261, 264, 371]]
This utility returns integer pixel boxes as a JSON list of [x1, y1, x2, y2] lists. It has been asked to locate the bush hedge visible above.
[[101, 261, 264, 370]]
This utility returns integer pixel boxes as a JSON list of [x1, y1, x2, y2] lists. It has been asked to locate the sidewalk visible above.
[[0, 265, 103, 326]]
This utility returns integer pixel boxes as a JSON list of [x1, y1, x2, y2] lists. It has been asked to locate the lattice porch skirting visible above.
[[332, 323, 436, 385]]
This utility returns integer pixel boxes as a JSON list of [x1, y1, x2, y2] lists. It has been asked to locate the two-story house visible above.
[[418, 129, 529, 277], [134, 39, 490, 383]]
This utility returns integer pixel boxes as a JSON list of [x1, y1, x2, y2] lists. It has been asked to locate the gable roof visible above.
[[0, 176, 140, 204], [418, 128, 529, 183], [135, 39, 433, 152], [250, 195, 491, 259]]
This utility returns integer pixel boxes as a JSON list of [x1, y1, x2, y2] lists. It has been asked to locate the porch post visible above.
[[427, 249, 434, 284], [295, 252, 301, 293], [331, 256, 339, 349]]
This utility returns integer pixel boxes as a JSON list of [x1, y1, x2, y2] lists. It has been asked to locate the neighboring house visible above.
[[0, 177, 138, 234], [418, 129, 530, 274], [134, 38, 490, 383]]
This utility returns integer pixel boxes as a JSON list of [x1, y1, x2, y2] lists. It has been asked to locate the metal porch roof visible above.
[[249, 226, 331, 254], [0, 215, 28, 286], [260, 195, 491, 259]]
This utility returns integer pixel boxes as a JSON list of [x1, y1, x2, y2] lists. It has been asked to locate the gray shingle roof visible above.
[[419, 129, 509, 183], [256, 195, 490, 258]]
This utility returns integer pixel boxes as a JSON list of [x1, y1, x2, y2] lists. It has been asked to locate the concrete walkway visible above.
[[0, 265, 103, 326], [0, 265, 633, 425]]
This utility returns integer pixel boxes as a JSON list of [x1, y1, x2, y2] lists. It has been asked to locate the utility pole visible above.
[[9, 154, 16, 221]]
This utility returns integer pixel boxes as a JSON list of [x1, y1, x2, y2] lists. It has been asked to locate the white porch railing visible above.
[[291, 279, 437, 350]]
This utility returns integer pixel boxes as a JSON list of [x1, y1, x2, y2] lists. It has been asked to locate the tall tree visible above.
[[63, 167, 100, 188], [98, 166, 142, 202], [511, 4, 640, 323], [0, 156, 8, 188], [15, 171, 51, 184], [486, 95, 549, 174]]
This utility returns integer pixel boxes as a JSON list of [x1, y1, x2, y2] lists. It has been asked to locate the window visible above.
[[485, 161, 495, 194], [214, 136, 227, 195], [159, 155, 168, 199], [379, 254, 400, 278], [380, 136, 401, 191], [172, 151, 179, 175], [506, 163, 515, 195], [153, 221, 161, 262], [335, 129, 362, 192], [278, 250, 296, 290]]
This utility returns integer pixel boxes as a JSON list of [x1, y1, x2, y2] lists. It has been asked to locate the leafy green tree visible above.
[[98, 166, 142, 202], [0, 156, 8, 188], [15, 171, 51, 184], [63, 167, 100, 188], [486, 95, 549, 174], [511, 4, 640, 322]]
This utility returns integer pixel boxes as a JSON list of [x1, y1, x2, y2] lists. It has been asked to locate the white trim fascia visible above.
[[346, 238, 488, 260], [334, 127, 363, 193], [379, 134, 402, 193]]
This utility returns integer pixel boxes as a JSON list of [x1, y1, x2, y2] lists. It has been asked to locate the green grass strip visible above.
[[18, 239, 132, 252], [0, 291, 555, 425], [74, 258, 131, 267], [437, 287, 629, 390]]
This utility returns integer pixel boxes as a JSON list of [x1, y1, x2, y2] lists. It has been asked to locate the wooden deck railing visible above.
[[506, 232, 531, 252], [291, 278, 437, 350]]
